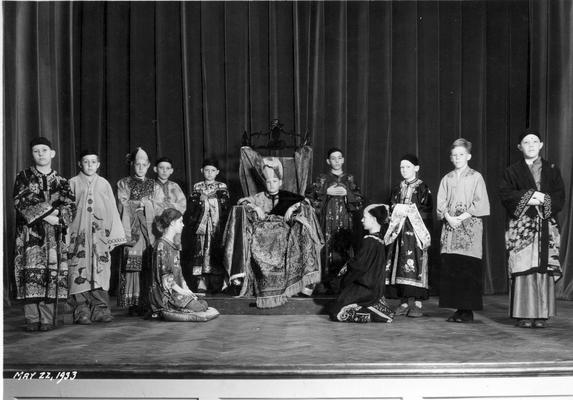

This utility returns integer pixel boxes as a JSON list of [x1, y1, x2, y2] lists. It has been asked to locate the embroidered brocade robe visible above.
[[187, 181, 230, 275], [499, 158, 564, 279], [13, 167, 76, 301], [149, 238, 193, 312], [308, 172, 365, 243], [154, 179, 187, 215], [68, 173, 126, 295], [436, 167, 490, 259], [385, 179, 433, 289]]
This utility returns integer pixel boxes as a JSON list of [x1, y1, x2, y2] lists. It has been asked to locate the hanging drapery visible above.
[[4, 1, 573, 301]]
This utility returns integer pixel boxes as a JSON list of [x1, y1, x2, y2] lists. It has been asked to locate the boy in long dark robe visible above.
[[385, 154, 432, 318], [14, 137, 76, 331], [330, 204, 394, 323], [499, 129, 564, 328], [308, 148, 365, 291], [187, 159, 230, 293]]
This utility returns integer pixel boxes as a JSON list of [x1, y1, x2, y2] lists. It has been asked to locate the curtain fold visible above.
[[4, 1, 573, 300], [528, 0, 573, 299]]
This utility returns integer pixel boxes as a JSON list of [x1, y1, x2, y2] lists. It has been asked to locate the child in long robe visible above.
[[187, 159, 230, 294], [437, 138, 490, 323], [330, 204, 393, 323], [117, 147, 158, 316], [149, 208, 218, 321], [385, 154, 432, 318], [68, 150, 126, 324], [14, 137, 76, 331], [499, 129, 564, 328], [308, 148, 365, 291]]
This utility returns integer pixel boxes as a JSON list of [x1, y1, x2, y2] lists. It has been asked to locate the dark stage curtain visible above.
[[4, 1, 573, 301]]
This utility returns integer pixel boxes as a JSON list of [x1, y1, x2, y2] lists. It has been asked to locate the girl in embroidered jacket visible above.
[[308, 148, 365, 291], [437, 138, 490, 323], [14, 137, 76, 332], [149, 208, 216, 320], [117, 147, 158, 316], [385, 154, 433, 318], [330, 204, 394, 323], [68, 150, 126, 325], [499, 129, 564, 329], [187, 159, 230, 294]]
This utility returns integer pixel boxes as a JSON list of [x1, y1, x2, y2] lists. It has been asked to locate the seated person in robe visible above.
[[149, 208, 219, 321], [234, 157, 322, 308], [330, 204, 394, 323]]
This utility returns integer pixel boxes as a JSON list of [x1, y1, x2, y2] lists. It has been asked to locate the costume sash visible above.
[[506, 204, 562, 281], [384, 203, 431, 250]]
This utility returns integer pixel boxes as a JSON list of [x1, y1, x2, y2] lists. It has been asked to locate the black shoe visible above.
[[76, 315, 92, 325], [25, 323, 40, 332], [446, 310, 462, 322], [39, 324, 56, 331], [454, 310, 474, 323]]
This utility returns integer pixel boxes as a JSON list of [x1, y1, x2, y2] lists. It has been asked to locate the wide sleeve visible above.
[[54, 176, 76, 227], [307, 175, 328, 210], [346, 237, 378, 275], [13, 170, 54, 224], [418, 184, 433, 215], [344, 174, 365, 211], [171, 183, 187, 214], [149, 182, 167, 216], [116, 178, 131, 214], [216, 183, 231, 213], [543, 164, 565, 219], [436, 176, 449, 220], [186, 183, 206, 233], [498, 165, 534, 218], [154, 245, 176, 292], [101, 179, 127, 250], [466, 173, 490, 217]]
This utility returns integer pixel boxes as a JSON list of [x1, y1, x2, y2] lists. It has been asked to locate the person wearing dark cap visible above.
[[153, 157, 187, 215], [307, 147, 365, 293], [187, 158, 230, 293], [13, 137, 76, 331], [499, 129, 565, 329], [67, 150, 126, 325], [384, 154, 433, 318]]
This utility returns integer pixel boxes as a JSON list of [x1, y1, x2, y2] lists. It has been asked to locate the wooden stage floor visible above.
[[4, 295, 573, 379]]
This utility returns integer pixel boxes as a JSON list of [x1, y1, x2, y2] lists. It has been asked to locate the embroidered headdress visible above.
[[126, 147, 149, 164], [261, 157, 283, 180]]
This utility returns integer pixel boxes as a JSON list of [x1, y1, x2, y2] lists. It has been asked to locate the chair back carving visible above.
[[239, 120, 313, 197]]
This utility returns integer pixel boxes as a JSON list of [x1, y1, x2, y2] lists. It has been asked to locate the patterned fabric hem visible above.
[[336, 304, 371, 323], [108, 237, 127, 246], [393, 278, 428, 289], [367, 298, 395, 323], [284, 271, 321, 297], [510, 266, 563, 282], [229, 272, 246, 281], [256, 294, 288, 308]]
